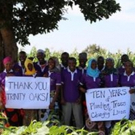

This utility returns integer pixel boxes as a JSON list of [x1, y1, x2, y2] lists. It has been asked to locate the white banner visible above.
[[5, 77, 50, 109], [86, 87, 130, 121]]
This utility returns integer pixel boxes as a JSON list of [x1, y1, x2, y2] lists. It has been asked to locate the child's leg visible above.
[[73, 103, 84, 129], [62, 102, 72, 126]]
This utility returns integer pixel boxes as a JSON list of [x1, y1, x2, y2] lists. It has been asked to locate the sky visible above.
[[19, 0, 135, 54]]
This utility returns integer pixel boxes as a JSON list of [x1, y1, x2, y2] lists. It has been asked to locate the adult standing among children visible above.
[[0, 57, 23, 126], [34, 49, 48, 76], [18, 51, 27, 75], [61, 57, 83, 129], [77, 52, 87, 75], [80, 58, 105, 135], [60, 52, 69, 70], [119, 60, 135, 120], [77, 52, 87, 125], [23, 58, 41, 126], [100, 58, 119, 134], [39, 57, 61, 121], [97, 56, 105, 73], [118, 54, 129, 75]]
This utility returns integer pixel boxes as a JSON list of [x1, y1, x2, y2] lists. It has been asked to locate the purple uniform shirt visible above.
[[0, 72, 7, 86], [119, 72, 135, 87], [103, 74, 119, 87], [34, 62, 48, 76], [61, 68, 82, 102], [12, 63, 23, 76], [118, 66, 125, 75], [0, 70, 18, 86], [77, 66, 87, 75], [80, 74, 100, 89], [48, 71, 61, 91]]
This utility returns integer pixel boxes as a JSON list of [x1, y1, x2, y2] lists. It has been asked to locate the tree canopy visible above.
[[0, 0, 121, 46]]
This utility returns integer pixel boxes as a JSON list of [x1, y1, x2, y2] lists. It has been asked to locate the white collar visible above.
[[18, 61, 25, 68], [124, 71, 135, 76], [78, 66, 87, 70], [61, 64, 67, 69], [18, 61, 21, 67], [67, 67, 77, 74], [101, 66, 105, 71], [37, 62, 41, 66], [37, 61, 48, 66], [3, 69, 13, 73], [98, 66, 105, 72]]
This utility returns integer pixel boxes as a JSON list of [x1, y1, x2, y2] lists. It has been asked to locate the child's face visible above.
[[4, 62, 12, 71], [19, 53, 26, 62], [68, 60, 76, 71], [125, 61, 133, 73], [106, 60, 114, 69], [48, 59, 55, 70], [91, 61, 97, 70], [37, 53, 45, 63], [27, 63, 33, 71], [79, 58, 87, 67]]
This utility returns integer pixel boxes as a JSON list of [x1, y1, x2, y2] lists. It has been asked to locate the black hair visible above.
[[68, 57, 76, 64], [61, 52, 69, 57]]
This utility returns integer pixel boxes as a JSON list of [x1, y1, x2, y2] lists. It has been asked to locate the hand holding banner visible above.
[[5, 77, 50, 109], [86, 87, 130, 121]]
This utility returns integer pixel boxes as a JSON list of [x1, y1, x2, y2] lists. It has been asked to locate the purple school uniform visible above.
[[118, 66, 125, 75], [18, 61, 25, 75], [61, 68, 82, 102], [60, 64, 67, 71], [34, 62, 48, 76], [118, 66, 135, 76], [77, 66, 87, 75], [48, 71, 61, 91], [12, 63, 23, 76], [104, 74, 119, 87], [0, 70, 19, 86], [80, 74, 100, 89], [0, 72, 7, 86], [119, 72, 135, 87], [119, 71, 135, 120], [0, 70, 23, 126]]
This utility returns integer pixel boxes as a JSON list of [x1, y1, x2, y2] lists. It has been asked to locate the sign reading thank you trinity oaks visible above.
[[5, 77, 50, 109]]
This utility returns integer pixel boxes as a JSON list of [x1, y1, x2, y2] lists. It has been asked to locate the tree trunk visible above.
[[0, 2, 18, 72], [0, 33, 4, 72], [0, 27, 18, 63]]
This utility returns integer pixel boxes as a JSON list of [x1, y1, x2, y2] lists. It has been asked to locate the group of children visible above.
[[0, 50, 135, 135]]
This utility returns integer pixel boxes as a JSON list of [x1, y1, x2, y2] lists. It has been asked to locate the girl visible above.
[[23, 58, 40, 126], [80, 58, 105, 135], [100, 58, 119, 134], [119, 60, 135, 120], [0, 56, 23, 126], [39, 57, 61, 121]]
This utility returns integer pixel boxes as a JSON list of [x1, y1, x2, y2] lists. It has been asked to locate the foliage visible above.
[[0, 0, 120, 46], [72, 0, 121, 22], [2, 111, 135, 135], [111, 119, 135, 135], [83, 44, 107, 56], [1, 120, 99, 135], [28, 45, 135, 68], [0, 112, 99, 135]]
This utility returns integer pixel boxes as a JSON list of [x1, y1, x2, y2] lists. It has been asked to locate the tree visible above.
[[70, 48, 79, 60], [83, 44, 107, 56], [0, 0, 120, 71], [45, 48, 51, 60], [28, 46, 37, 61]]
